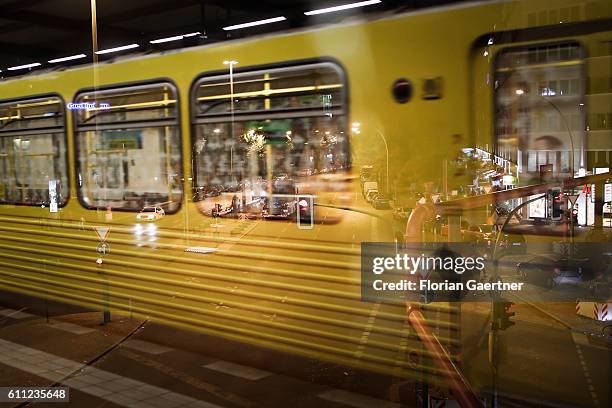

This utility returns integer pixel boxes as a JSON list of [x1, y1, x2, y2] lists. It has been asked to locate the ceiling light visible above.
[[150, 35, 184, 44], [95, 44, 139, 55], [7, 62, 41, 71], [304, 0, 382, 16], [48, 54, 87, 63], [223, 16, 286, 31], [183, 32, 201, 37]]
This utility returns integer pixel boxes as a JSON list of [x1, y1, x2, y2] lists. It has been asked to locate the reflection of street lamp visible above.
[[224, 60, 238, 184], [515, 88, 577, 176], [376, 129, 390, 195]]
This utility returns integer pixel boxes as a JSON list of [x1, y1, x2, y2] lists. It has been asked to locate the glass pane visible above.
[[192, 63, 348, 219], [74, 84, 178, 126], [0, 97, 64, 132], [495, 43, 584, 184], [77, 126, 182, 211], [194, 63, 344, 120], [0, 97, 67, 205]]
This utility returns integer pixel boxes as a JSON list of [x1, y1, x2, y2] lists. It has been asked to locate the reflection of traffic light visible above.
[[549, 188, 564, 220], [570, 207, 578, 223], [493, 300, 515, 330]]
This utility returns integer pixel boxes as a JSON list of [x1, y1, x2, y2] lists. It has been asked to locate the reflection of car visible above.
[[360, 165, 374, 184], [296, 168, 314, 177], [393, 206, 411, 220], [373, 196, 391, 210], [362, 181, 378, 198], [365, 189, 379, 203], [193, 186, 221, 201], [137, 206, 165, 221], [462, 224, 495, 243], [516, 255, 592, 288], [263, 177, 298, 218]]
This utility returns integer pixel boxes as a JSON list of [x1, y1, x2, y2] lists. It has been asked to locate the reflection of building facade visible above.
[[495, 43, 586, 181], [495, 42, 612, 227]]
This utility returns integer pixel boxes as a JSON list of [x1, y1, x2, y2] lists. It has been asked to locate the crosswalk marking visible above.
[[0, 339, 223, 408], [123, 339, 174, 355], [49, 321, 96, 335], [204, 360, 272, 380], [0, 308, 33, 319], [318, 389, 401, 408]]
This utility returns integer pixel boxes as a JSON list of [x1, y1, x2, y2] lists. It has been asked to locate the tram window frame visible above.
[[0, 94, 70, 207], [492, 41, 586, 180], [189, 59, 350, 218], [73, 80, 183, 213]]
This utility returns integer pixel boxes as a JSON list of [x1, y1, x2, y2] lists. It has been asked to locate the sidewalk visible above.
[[0, 305, 412, 408]]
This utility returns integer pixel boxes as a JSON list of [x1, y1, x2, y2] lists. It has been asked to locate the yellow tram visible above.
[[0, 0, 610, 382]]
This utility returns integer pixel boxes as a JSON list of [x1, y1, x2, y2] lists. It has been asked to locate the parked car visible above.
[[365, 189, 379, 203], [516, 255, 592, 288], [373, 196, 391, 210], [137, 206, 165, 221], [362, 181, 378, 198], [263, 177, 298, 219], [462, 224, 495, 243]]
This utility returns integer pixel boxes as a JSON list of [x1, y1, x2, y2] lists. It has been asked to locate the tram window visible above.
[[74, 82, 182, 212], [0, 96, 68, 206], [494, 43, 584, 185], [191, 62, 348, 218]]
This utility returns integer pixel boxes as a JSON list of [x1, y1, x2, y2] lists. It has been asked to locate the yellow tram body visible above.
[[0, 0, 610, 380]]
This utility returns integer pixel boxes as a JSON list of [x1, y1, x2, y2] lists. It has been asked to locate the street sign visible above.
[[48, 180, 58, 213], [566, 194, 579, 207], [93, 226, 111, 242], [96, 242, 111, 255]]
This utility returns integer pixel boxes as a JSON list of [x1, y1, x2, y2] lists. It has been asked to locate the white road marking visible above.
[[122, 339, 174, 355], [203, 360, 272, 381], [0, 308, 33, 319], [352, 303, 380, 360], [318, 389, 401, 408], [49, 322, 96, 335], [570, 332, 600, 407], [0, 338, 223, 408]]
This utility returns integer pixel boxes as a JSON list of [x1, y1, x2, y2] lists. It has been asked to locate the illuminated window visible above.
[[0, 96, 68, 206], [74, 82, 182, 212], [191, 62, 348, 218]]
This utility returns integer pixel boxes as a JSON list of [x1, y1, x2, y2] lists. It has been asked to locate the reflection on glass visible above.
[[0, 97, 68, 205], [75, 83, 182, 211], [192, 63, 349, 219], [495, 43, 585, 184]]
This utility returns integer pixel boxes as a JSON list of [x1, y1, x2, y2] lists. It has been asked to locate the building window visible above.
[[0, 96, 68, 206], [74, 82, 182, 212], [191, 62, 348, 218]]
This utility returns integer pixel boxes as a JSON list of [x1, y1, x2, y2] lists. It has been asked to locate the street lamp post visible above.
[[224, 60, 238, 185], [376, 130, 390, 195], [515, 89, 578, 176]]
